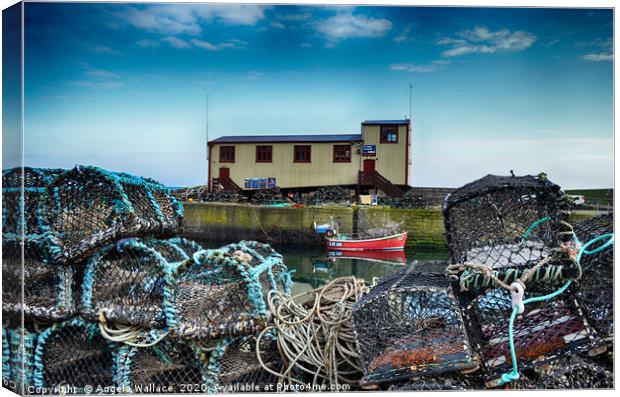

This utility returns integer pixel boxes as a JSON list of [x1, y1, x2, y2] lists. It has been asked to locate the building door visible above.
[[363, 159, 375, 174], [219, 167, 230, 188]]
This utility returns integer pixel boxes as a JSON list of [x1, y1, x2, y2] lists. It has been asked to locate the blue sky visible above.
[[18, 3, 613, 188]]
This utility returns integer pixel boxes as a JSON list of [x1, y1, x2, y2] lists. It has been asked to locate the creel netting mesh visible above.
[[351, 261, 478, 386], [165, 240, 292, 340], [442, 174, 569, 268], [115, 329, 210, 393], [442, 174, 606, 387], [572, 213, 614, 340], [387, 373, 483, 391], [39, 165, 183, 264], [81, 238, 203, 329], [33, 318, 116, 393], [531, 353, 613, 389], [2, 326, 10, 385], [204, 336, 281, 393], [460, 284, 603, 387], [2, 167, 64, 238], [1, 326, 38, 392], [2, 236, 74, 322]]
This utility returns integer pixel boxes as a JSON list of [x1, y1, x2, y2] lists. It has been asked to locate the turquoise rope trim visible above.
[[522, 216, 553, 240], [2, 327, 10, 382], [497, 232, 614, 387], [204, 338, 234, 394]]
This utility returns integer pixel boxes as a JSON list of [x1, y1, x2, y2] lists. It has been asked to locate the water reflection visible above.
[[198, 240, 448, 295]]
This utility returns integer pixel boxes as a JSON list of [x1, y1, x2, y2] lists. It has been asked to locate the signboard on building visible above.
[[362, 144, 377, 156], [268, 177, 276, 189], [245, 177, 277, 189]]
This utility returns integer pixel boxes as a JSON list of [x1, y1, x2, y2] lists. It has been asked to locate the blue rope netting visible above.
[[165, 240, 293, 340], [2, 167, 64, 239], [37, 165, 183, 264], [33, 318, 117, 392], [2, 327, 10, 383], [115, 329, 210, 393], [7, 327, 36, 389], [81, 238, 202, 329], [2, 235, 75, 322]]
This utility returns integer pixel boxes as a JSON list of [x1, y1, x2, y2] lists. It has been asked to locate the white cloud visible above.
[[389, 60, 450, 73], [579, 37, 613, 62], [136, 39, 160, 48], [190, 38, 219, 51], [85, 68, 120, 79], [315, 12, 392, 45], [162, 37, 192, 49], [438, 25, 536, 57], [300, 43, 312, 48], [118, 4, 267, 35], [582, 53, 613, 62], [73, 80, 123, 89], [190, 38, 248, 51], [246, 71, 265, 81], [393, 25, 415, 43], [88, 44, 123, 56]]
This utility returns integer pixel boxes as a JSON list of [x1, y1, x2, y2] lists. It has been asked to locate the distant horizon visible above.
[[2, 3, 613, 189]]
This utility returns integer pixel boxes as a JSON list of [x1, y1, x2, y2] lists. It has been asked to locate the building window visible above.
[[333, 144, 351, 163], [293, 145, 311, 163], [256, 145, 273, 162], [380, 125, 399, 143], [219, 146, 235, 163]]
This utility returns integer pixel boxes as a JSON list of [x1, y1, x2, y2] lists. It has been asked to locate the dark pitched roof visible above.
[[210, 134, 363, 144], [362, 119, 410, 125]]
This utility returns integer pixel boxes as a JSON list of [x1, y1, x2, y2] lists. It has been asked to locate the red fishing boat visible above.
[[326, 232, 407, 251]]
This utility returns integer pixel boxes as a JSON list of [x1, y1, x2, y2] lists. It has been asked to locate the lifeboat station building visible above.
[[208, 119, 411, 198]]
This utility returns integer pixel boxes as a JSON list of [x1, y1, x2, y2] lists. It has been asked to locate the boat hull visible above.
[[326, 232, 407, 251]]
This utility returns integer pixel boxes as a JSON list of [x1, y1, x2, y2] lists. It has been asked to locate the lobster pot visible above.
[[205, 336, 280, 393], [442, 174, 568, 267], [2, 327, 9, 384], [388, 374, 483, 391], [5, 327, 38, 390], [81, 238, 202, 329], [573, 214, 613, 339], [532, 354, 613, 389], [116, 330, 209, 393], [40, 166, 183, 264], [351, 263, 478, 386], [33, 319, 116, 393], [2, 237, 74, 321], [2, 167, 64, 237], [462, 285, 602, 388], [166, 241, 292, 340]]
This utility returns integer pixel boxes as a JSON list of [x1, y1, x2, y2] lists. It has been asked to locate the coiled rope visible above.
[[98, 311, 169, 347], [255, 276, 366, 387]]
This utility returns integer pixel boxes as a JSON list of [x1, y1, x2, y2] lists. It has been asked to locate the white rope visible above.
[[255, 276, 366, 388]]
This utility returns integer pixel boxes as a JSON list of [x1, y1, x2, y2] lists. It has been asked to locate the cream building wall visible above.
[[210, 141, 363, 188]]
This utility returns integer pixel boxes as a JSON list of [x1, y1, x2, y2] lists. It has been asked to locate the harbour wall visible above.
[[181, 202, 598, 250], [182, 203, 448, 250]]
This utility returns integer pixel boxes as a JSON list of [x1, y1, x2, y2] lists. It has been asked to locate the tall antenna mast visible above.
[[409, 82, 413, 120], [205, 70, 210, 186]]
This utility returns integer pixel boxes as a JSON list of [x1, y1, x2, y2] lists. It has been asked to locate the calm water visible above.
[[198, 240, 449, 295]]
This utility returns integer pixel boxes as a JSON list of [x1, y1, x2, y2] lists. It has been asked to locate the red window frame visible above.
[[293, 145, 312, 163], [380, 125, 399, 143], [255, 145, 273, 163], [219, 146, 235, 163], [333, 144, 351, 163]]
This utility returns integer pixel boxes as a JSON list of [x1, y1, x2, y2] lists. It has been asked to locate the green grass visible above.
[[565, 189, 613, 206]]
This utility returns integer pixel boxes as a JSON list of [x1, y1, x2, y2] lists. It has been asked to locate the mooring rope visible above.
[[255, 276, 366, 387]]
